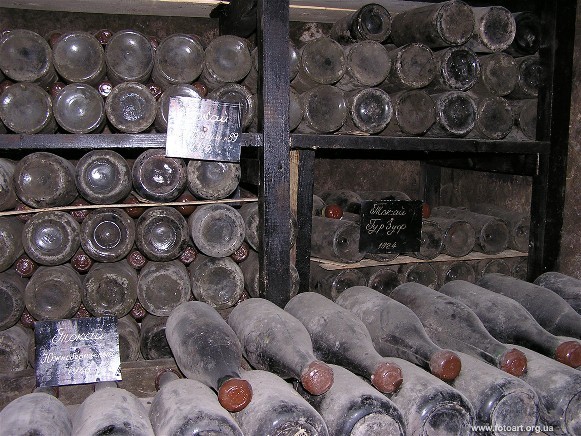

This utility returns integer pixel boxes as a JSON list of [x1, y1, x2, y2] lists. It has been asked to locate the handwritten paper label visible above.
[[359, 200, 422, 253], [166, 96, 242, 162], [34, 316, 121, 387]]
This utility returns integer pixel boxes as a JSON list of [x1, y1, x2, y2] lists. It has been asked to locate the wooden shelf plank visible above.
[[312, 249, 528, 270]]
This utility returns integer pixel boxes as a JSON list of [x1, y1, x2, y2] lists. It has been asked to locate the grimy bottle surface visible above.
[[471, 203, 529, 253], [232, 370, 329, 436], [438, 280, 581, 369], [149, 375, 244, 436], [228, 298, 334, 395], [166, 301, 253, 412], [285, 292, 403, 394], [309, 261, 367, 301], [139, 314, 173, 361], [534, 271, 581, 314], [330, 3, 392, 44], [335, 286, 462, 381], [0, 271, 26, 331], [311, 216, 365, 263], [478, 273, 581, 340], [0, 217, 24, 272], [189, 254, 244, 310], [138, 260, 191, 316], [387, 282, 528, 377], [298, 364, 405, 436], [386, 356, 475, 436]]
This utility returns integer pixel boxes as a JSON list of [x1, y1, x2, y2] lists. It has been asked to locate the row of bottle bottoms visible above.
[[311, 190, 529, 263], [2, 272, 581, 435]]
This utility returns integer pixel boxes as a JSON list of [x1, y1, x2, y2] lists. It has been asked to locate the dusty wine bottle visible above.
[[105, 29, 154, 84], [82, 260, 138, 317], [228, 298, 334, 395], [437, 261, 476, 285], [311, 216, 365, 263], [390, 1, 475, 49], [427, 216, 475, 257], [243, 44, 299, 92], [135, 206, 188, 261], [330, 3, 392, 44], [365, 266, 402, 295], [105, 82, 157, 133], [138, 260, 191, 316], [201, 35, 252, 89], [335, 41, 391, 91], [52, 31, 106, 85], [335, 286, 462, 381], [80, 208, 136, 262], [232, 370, 329, 436], [1, 82, 56, 135], [285, 292, 404, 394], [289, 87, 303, 131], [151, 33, 204, 89], [299, 364, 406, 435], [0, 29, 57, 88], [382, 89, 436, 136], [309, 261, 366, 301], [154, 83, 202, 132], [166, 301, 253, 412], [149, 372, 244, 435], [75, 150, 132, 204], [139, 314, 173, 360], [449, 350, 540, 434], [398, 262, 439, 289], [471, 203, 530, 252], [239, 249, 299, 299], [512, 345, 581, 435], [24, 264, 82, 320], [312, 194, 326, 216], [13, 152, 77, 208], [471, 52, 518, 96], [72, 383, 155, 435], [380, 43, 436, 92], [53, 83, 106, 134], [187, 160, 241, 201], [291, 37, 345, 92], [319, 190, 362, 214], [297, 85, 347, 134], [385, 356, 475, 435], [431, 206, 509, 254], [0, 323, 32, 372], [439, 280, 581, 368], [534, 272, 581, 315], [512, 99, 538, 140], [410, 219, 444, 260], [0, 390, 72, 435], [0, 271, 26, 331], [117, 315, 141, 362], [429, 46, 481, 92], [474, 258, 511, 279], [189, 204, 246, 257], [466, 6, 517, 53], [343, 87, 393, 134], [188, 254, 244, 310], [469, 96, 514, 140], [508, 256, 528, 280], [505, 12, 541, 57], [132, 149, 187, 202], [387, 282, 528, 376], [428, 91, 477, 137], [0, 158, 17, 211], [22, 211, 80, 266], [477, 273, 581, 339], [0, 217, 23, 272], [509, 55, 544, 99], [208, 83, 256, 131]]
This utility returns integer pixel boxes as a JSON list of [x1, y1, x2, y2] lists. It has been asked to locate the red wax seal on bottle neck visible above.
[[123, 194, 145, 218], [300, 360, 334, 395], [230, 242, 250, 263], [323, 204, 343, 219], [371, 361, 403, 394], [74, 304, 91, 318], [97, 80, 113, 98], [422, 202, 431, 219], [178, 245, 198, 266], [554, 341, 581, 369], [500, 348, 527, 377], [429, 349, 462, 382], [20, 309, 36, 329], [192, 82, 208, 98], [94, 29, 113, 45], [218, 377, 253, 412], [14, 255, 37, 278], [130, 301, 147, 321], [71, 250, 93, 274], [49, 82, 66, 99], [15, 202, 34, 222], [70, 198, 91, 223], [127, 249, 148, 270], [173, 191, 197, 216]]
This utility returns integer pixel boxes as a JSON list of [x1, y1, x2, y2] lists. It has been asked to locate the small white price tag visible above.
[[166, 96, 242, 162]]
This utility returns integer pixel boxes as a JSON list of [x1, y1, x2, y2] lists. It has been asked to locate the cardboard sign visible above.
[[166, 96, 242, 162], [359, 200, 422, 254], [34, 316, 121, 387]]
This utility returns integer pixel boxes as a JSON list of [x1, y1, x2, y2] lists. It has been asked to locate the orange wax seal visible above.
[[555, 341, 581, 368], [500, 348, 527, 376], [230, 242, 250, 263], [430, 349, 462, 381], [300, 360, 334, 395], [218, 377, 253, 412], [371, 361, 403, 393], [324, 204, 343, 219]]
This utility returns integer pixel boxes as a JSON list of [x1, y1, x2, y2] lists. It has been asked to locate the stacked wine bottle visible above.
[[289, 1, 542, 141], [0, 28, 257, 134], [2, 274, 581, 435]]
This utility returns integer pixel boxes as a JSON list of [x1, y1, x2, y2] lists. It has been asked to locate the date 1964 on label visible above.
[[359, 200, 422, 254]]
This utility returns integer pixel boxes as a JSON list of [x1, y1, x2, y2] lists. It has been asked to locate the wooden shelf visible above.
[[312, 249, 527, 270]]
